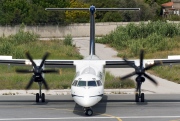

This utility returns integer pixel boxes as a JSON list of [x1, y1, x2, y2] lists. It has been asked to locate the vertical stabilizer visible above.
[[89, 6, 96, 55]]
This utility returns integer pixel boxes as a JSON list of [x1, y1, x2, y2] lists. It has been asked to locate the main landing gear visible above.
[[135, 76, 145, 102], [36, 82, 46, 102], [84, 107, 93, 116]]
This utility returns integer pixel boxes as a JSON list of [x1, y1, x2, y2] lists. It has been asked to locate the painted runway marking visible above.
[[0, 117, 113, 120], [0, 116, 180, 120], [119, 116, 180, 119]]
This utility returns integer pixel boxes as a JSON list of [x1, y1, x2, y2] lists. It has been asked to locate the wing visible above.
[[104, 59, 180, 68], [0, 59, 29, 66], [0, 59, 76, 68], [45, 60, 75, 68], [104, 60, 135, 68], [0, 58, 180, 68]]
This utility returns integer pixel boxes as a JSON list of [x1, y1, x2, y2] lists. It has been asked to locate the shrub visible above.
[[0, 24, 39, 58], [63, 34, 73, 46]]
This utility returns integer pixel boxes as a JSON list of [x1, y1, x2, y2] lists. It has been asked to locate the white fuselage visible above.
[[71, 55, 105, 107]]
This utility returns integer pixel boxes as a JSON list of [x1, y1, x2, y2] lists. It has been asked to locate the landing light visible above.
[[25, 60, 32, 65], [145, 60, 154, 67]]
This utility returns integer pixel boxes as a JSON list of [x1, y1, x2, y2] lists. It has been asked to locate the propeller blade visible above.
[[39, 52, 50, 68], [40, 75, 49, 90], [144, 73, 158, 85], [26, 52, 37, 67], [144, 61, 162, 71], [120, 72, 136, 80], [26, 75, 35, 90], [140, 50, 144, 68], [42, 69, 59, 73], [16, 69, 33, 73]]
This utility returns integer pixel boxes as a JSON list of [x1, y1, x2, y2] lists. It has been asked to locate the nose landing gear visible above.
[[84, 107, 93, 116]]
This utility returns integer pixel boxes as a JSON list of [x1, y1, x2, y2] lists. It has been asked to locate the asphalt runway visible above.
[[0, 94, 180, 121]]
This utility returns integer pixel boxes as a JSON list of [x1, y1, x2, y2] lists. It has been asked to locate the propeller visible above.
[[16, 52, 59, 90], [120, 50, 162, 86]]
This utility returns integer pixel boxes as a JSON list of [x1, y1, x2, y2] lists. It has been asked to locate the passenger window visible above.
[[88, 81, 97, 86], [97, 80, 102, 86], [77, 81, 86, 86]]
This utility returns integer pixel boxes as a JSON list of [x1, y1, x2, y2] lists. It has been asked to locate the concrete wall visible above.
[[172, 0, 180, 9], [0, 22, 144, 38]]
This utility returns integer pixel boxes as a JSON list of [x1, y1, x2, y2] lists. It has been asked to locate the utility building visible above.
[[162, 0, 180, 17]]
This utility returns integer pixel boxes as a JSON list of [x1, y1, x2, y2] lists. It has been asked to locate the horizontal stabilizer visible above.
[[45, 8, 140, 11]]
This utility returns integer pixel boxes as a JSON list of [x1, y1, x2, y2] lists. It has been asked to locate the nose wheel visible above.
[[84, 107, 93, 116]]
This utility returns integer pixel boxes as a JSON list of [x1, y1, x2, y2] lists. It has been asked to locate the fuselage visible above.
[[71, 55, 105, 107]]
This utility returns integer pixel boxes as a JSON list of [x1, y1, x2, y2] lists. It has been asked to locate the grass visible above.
[[0, 39, 79, 89], [148, 65, 180, 84], [105, 72, 135, 89]]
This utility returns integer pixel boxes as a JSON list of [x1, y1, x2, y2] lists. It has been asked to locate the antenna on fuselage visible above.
[[45, 6, 140, 55]]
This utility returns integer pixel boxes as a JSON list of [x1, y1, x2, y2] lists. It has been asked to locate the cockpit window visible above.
[[72, 80, 78, 86], [97, 80, 102, 86], [74, 80, 100, 87], [88, 81, 97, 86], [77, 81, 86, 87]]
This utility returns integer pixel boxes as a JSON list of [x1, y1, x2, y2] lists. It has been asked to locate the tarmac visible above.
[[1, 94, 180, 121]]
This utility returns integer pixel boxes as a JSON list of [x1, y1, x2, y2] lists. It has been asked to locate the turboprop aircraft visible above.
[[0, 6, 180, 116]]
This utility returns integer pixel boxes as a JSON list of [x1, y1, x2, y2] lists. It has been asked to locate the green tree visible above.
[[84, 0, 160, 22], [144, 0, 171, 5], [29, 0, 70, 25], [65, 0, 90, 23], [101, 12, 122, 22], [0, 0, 70, 25], [0, 0, 30, 25]]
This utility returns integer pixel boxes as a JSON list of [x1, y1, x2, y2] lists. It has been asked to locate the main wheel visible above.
[[135, 93, 139, 102], [42, 93, 45, 102], [141, 93, 145, 102], [36, 93, 39, 102], [85, 108, 93, 116]]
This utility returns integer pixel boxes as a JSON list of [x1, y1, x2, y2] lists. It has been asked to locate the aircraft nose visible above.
[[72, 89, 102, 107], [82, 96, 92, 107], [73, 95, 101, 107]]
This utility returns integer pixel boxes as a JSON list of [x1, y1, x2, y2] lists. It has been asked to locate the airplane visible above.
[[0, 5, 180, 116]]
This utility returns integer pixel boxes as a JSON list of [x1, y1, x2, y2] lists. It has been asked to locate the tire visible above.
[[42, 93, 45, 102], [141, 93, 145, 102], [36, 93, 39, 102], [135, 93, 139, 102], [85, 109, 93, 116]]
